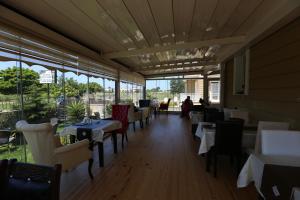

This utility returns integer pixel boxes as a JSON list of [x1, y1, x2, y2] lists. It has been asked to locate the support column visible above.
[[220, 63, 226, 108], [203, 74, 209, 103], [115, 71, 120, 104]]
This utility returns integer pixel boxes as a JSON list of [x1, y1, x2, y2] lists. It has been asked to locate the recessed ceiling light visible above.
[[205, 27, 213, 32]]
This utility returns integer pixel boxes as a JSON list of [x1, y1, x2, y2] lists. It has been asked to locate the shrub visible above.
[[67, 101, 85, 121]]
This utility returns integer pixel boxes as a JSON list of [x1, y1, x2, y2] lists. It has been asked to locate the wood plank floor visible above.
[[61, 115, 257, 200]]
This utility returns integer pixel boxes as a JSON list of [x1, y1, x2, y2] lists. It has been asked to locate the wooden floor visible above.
[[61, 115, 257, 200]]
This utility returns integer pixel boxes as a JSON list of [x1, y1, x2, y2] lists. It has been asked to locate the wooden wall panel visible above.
[[224, 17, 300, 129]]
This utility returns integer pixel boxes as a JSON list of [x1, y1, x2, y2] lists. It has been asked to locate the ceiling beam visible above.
[[144, 70, 206, 78], [135, 58, 216, 68], [136, 61, 217, 72], [104, 36, 246, 59]]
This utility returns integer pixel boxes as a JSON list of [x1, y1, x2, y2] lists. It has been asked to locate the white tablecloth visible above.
[[60, 120, 121, 142], [292, 188, 300, 200], [195, 122, 256, 154], [237, 154, 300, 197]]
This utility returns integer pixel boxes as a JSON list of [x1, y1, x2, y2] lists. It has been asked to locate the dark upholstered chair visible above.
[[204, 110, 224, 123], [0, 159, 62, 200], [206, 119, 244, 177], [139, 100, 151, 108]]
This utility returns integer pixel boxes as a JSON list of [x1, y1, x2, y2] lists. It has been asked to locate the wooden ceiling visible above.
[[1, 0, 299, 77]]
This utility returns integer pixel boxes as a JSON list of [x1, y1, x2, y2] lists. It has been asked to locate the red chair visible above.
[[159, 98, 171, 114], [112, 105, 130, 148]]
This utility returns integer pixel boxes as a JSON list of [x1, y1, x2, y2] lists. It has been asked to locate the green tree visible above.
[[170, 80, 185, 95], [88, 82, 103, 94], [0, 67, 39, 95]]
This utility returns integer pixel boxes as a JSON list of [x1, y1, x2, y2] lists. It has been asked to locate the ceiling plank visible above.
[[173, 0, 195, 43], [96, 0, 149, 49], [188, 0, 218, 42], [122, 0, 161, 47], [218, 0, 300, 62], [71, 0, 137, 51], [202, 0, 241, 40], [103, 36, 245, 58], [218, 0, 264, 38], [147, 0, 174, 44]]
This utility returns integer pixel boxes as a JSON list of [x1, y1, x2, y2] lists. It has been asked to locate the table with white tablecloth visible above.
[[60, 119, 122, 167], [237, 154, 300, 199], [195, 122, 256, 154]]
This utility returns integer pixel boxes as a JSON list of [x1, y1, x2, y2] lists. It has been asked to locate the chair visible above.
[[204, 109, 224, 123], [254, 121, 289, 154], [230, 110, 249, 125], [16, 120, 93, 179], [112, 105, 130, 148], [207, 119, 244, 177], [159, 98, 171, 114], [1, 159, 61, 200], [261, 130, 300, 156], [127, 103, 142, 132], [139, 100, 151, 108], [50, 118, 59, 135]]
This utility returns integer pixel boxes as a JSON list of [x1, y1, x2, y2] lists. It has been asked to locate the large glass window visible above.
[[0, 59, 117, 163], [104, 79, 115, 117], [146, 78, 204, 111]]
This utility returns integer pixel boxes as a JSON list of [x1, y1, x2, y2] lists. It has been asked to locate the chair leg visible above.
[[88, 158, 94, 179], [214, 153, 218, 178], [206, 151, 211, 172], [125, 132, 128, 142], [133, 122, 136, 132], [122, 134, 124, 149]]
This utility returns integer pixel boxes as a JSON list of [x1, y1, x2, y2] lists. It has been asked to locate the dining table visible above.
[[237, 153, 300, 199], [195, 122, 257, 155], [60, 119, 122, 167]]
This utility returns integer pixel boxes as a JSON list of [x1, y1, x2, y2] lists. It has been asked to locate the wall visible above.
[[224, 17, 300, 129]]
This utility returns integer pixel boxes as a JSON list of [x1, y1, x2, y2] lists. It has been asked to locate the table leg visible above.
[[112, 132, 118, 154], [97, 142, 104, 167], [70, 135, 76, 144]]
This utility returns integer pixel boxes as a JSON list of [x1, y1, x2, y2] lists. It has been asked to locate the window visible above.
[[209, 81, 220, 103], [233, 49, 250, 95], [146, 77, 204, 111]]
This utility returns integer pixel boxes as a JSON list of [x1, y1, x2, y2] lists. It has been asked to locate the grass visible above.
[[0, 144, 34, 163]]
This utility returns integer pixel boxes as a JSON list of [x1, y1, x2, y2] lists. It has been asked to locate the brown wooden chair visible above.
[[159, 98, 171, 114]]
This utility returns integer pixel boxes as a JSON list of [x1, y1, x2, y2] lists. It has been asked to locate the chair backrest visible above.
[[50, 118, 59, 135], [255, 121, 289, 154], [5, 159, 61, 200], [126, 103, 135, 122], [261, 130, 300, 156], [205, 110, 224, 123], [215, 119, 244, 154], [230, 110, 249, 125], [94, 112, 100, 119], [112, 105, 129, 133], [167, 98, 171, 105], [16, 120, 55, 165], [223, 108, 236, 120], [139, 100, 151, 108]]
